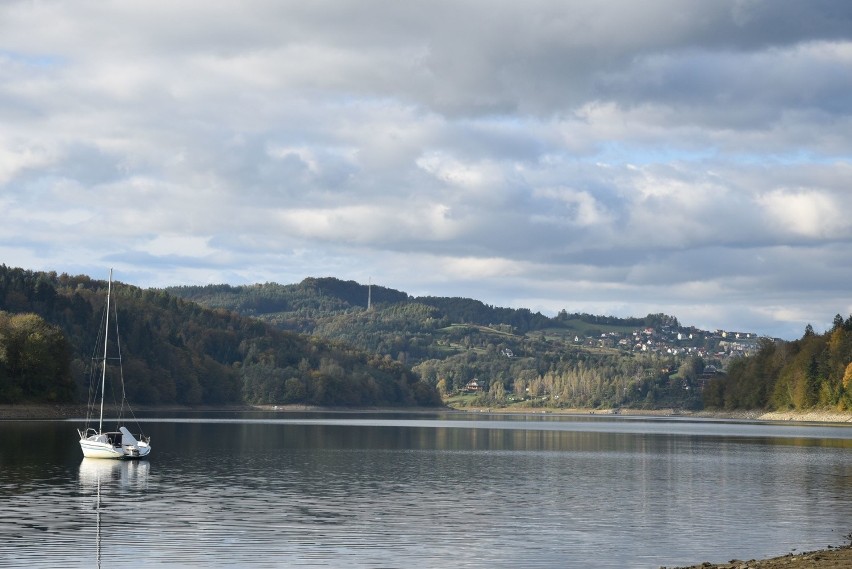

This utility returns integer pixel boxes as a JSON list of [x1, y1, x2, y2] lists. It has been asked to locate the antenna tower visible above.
[[367, 277, 372, 311]]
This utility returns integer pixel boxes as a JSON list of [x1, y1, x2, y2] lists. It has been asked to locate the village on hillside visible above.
[[576, 324, 764, 360]]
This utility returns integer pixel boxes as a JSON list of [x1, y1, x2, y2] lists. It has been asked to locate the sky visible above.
[[2, 1, 851, 340]]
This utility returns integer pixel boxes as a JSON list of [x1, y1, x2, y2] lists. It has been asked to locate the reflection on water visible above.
[[0, 415, 851, 568], [79, 457, 150, 490], [77, 460, 150, 568]]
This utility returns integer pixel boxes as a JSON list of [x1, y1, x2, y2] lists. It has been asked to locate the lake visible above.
[[1, 411, 851, 568]]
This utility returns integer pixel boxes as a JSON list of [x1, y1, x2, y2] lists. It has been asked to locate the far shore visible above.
[[2, 403, 851, 423], [443, 404, 852, 424]]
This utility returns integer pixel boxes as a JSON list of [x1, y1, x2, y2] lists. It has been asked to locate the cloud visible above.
[[758, 188, 850, 239], [1, 1, 851, 338]]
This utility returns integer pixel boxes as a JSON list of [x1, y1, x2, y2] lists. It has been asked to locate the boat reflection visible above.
[[78, 459, 150, 567], [79, 458, 150, 491]]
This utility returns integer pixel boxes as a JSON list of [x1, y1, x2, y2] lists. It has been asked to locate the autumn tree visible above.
[[0, 312, 74, 402]]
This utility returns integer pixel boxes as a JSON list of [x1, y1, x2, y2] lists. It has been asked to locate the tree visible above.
[[0, 312, 74, 402], [842, 363, 852, 410], [488, 379, 506, 403]]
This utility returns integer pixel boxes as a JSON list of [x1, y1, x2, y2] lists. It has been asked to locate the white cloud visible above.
[[438, 256, 532, 280], [275, 202, 465, 244], [1, 1, 852, 338], [415, 152, 503, 190], [758, 189, 849, 239], [0, 143, 55, 185], [139, 235, 217, 258]]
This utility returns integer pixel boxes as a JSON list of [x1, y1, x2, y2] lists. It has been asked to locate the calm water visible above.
[[1, 412, 851, 568]]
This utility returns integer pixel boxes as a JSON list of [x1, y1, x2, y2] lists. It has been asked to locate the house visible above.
[[463, 379, 484, 393]]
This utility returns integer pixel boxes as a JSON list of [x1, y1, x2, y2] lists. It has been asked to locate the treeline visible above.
[[170, 279, 662, 338], [554, 310, 679, 330], [0, 266, 439, 407], [704, 317, 852, 410], [415, 297, 553, 332], [167, 278, 409, 331]]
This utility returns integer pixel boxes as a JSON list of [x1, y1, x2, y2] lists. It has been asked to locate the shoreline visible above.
[[444, 405, 852, 424], [0, 403, 256, 420], [2, 403, 851, 423], [668, 544, 852, 569]]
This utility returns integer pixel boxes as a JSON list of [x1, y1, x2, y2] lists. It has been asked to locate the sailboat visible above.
[[78, 269, 151, 459]]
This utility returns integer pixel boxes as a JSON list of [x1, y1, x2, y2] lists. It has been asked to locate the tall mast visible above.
[[99, 269, 112, 433]]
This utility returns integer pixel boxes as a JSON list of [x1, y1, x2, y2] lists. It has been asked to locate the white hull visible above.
[[79, 429, 151, 460], [80, 439, 124, 459]]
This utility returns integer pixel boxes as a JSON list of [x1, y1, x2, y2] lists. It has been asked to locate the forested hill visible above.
[[0, 266, 440, 407], [167, 278, 717, 411], [166, 278, 660, 336], [168, 278, 852, 413]]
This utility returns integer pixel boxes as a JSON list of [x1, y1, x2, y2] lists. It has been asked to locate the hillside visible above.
[[0, 266, 440, 407], [167, 277, 852, 413], [167, 278, 763, 410], [5, 267, 846, 413]]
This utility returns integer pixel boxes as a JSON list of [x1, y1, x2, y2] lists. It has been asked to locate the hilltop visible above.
[[167, 278, 763, 361], [0, 266, 440, 408]]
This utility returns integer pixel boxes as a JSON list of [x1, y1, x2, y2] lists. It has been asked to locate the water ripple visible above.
[[1, 417, 851, 568]]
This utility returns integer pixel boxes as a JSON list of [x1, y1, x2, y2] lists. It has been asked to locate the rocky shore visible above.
[[668, 544, 852, 569]]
